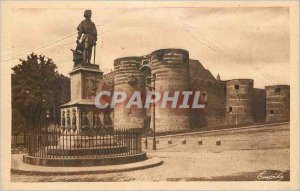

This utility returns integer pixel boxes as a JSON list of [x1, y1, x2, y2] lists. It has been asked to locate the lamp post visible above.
[[152, 74, 156, 150], [145, 73, 157, 150]]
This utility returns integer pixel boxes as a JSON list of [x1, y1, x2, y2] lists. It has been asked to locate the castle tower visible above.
[[226, 79, 254, 125], [265, 85, 290, 123], [113, 57, 147, 130], [150, 49, 190, 132]]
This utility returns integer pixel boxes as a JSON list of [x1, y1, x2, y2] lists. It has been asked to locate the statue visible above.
[[66, 110, 71, 127], [62, 111, 65, 126], [81, 111, 89, 127], [103, 112, 113, 132], [72, 109, 77, 130], [72, 10, 97, 65], [93, 112, 103, 133]]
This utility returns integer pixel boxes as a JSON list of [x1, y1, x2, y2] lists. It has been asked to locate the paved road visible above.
[[11, 124, 290, 182]]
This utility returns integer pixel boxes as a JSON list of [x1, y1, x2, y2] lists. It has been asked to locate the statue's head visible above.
[[84, 10, 92, 19]]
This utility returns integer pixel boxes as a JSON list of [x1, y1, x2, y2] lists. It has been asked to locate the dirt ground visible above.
[[11, 124, 290, 182]]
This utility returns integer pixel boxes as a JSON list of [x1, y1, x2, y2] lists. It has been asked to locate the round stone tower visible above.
[[113, 57, 146, 130], [226, 79, 254, 125], [265, 85, 290, 123], [150, 48, 190, 132]]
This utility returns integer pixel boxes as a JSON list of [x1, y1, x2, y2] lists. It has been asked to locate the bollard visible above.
[[216, 140, 221, 146], [198, 140, 203, 145], [168, 139, 172, 144], [182, 139, 186, 144]]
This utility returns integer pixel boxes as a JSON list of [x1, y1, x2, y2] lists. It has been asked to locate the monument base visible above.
[[23, 152, 147, 167], [58, 135, 118, 148], [43, 135, 127, 156]]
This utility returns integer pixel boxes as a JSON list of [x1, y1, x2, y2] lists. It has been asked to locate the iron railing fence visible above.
[[27, 127, 143, 159], [11, 134, 29, 152]]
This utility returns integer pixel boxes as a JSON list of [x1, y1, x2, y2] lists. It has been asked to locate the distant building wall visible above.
[[253, 88, 266, 123], [266, 85, 290, 123]]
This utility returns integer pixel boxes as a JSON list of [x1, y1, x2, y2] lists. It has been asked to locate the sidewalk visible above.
[[11, 123, 290, 182], [11, 154, 163, 175]]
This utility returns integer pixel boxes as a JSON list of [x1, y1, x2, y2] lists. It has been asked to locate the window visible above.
[[270, 110, 275, 114], [234, 84, 240, 90], [128, 108, 132, 116], [201, 92, 207, 102], [275, 88, 281, 95], [229, 107, 233, 113]]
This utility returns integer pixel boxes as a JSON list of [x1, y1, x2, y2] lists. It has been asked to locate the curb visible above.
[[150, 122, 289, 139], [23, 152, 147, 167], [11, 157, 163, 175]]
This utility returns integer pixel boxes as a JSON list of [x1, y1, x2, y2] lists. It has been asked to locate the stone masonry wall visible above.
[[266, 85, 290, 123], [226, 79, 254, 125], [150, 49, 191, 132]]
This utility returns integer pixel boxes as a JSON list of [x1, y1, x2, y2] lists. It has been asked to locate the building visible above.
[[96, 48, 289, 132]]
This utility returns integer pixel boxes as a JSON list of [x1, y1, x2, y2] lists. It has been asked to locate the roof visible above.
[[60, 99, 110, 108]]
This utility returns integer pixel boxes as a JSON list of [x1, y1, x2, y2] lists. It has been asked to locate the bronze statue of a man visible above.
[[77, 10, 97, 64]]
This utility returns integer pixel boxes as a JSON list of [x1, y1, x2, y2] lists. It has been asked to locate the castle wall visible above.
[[190, 77, 226, 128], [113, 57, 146, 130], [189, 59, 226, 128], [99, 50, 289, 133], [253, 88, 266, 123], [226, 79, 254, 125], [103, 71, 115, 94], [189, 59, 216, 81], [266, 85, 290, 123], [150, 49, 190, 132]]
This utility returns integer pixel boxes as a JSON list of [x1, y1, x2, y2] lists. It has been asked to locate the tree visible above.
[[11, 53, 70, 134]]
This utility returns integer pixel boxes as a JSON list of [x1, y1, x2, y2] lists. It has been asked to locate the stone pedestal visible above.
[[60, 64, 113, 134]]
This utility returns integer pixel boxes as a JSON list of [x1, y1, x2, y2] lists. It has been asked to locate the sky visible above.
[[2, 7, 290, 88]]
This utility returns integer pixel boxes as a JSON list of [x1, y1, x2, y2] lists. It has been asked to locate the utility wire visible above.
[[1, 10, 128, 62]]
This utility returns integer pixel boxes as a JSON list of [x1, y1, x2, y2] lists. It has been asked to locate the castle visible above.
[[61, 48, 290, 133]]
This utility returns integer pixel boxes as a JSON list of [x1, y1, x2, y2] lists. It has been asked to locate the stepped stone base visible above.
[[45, 145, 128, 156], [23, 152, 147, 167], [58, 135, 118, 148]]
